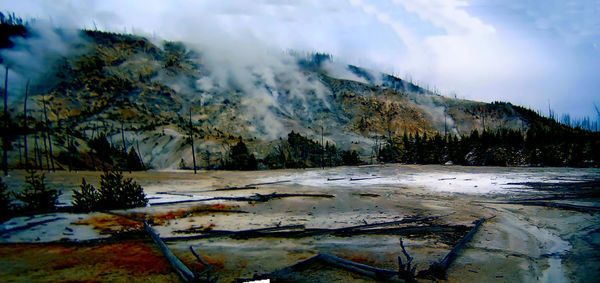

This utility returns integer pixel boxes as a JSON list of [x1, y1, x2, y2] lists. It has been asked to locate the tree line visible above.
[[218, 131, 362, 171], [378, 126, 599, 167]]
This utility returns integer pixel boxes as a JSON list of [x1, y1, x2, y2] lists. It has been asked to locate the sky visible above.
[[2, 0, 599, 119]]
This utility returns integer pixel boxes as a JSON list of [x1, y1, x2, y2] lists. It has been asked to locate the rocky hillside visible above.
[[1, 23, 593, 170]]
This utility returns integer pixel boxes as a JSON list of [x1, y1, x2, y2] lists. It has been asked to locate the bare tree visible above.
[[2, 66, 7, 175], [42, 95, 55, 171], [189, 108, 197, 174], [23, 80, 29, 169]]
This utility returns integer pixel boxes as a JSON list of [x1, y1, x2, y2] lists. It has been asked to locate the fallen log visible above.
[[165, 214, 456, 241], [269, 254, 398, 281], [213, 186, 257, 191], [0, 217, 64, 235], [151, 192, 335, 206], [333, 213, 452, 233], [318, 254, 398, 280], [419, 217, 486, 280], [479, 201, 600, 213], [213, 192, 335, 202], [245, 180, 291, 186], [398, 238, 418, 282], [174, 224, 305, 236], [144, 221, 196, 282], [156, 192, 194, 197], [511, 201, 600, 213], [190, 246, 218, 282], [355, 193, 380, 197], [350, 177, 380, 181]]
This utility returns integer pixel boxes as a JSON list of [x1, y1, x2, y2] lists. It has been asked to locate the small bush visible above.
[[72, 178, 99, 212], [72, 171, 148, 212], [14, 171, 61, 212]]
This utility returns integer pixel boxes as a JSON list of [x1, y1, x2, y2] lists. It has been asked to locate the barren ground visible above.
[[1, 165, 599, 282]]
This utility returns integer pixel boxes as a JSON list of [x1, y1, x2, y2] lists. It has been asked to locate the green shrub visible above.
[[14, 171, 61, 212], [72, 178, 99, 212], [72, 171, 147, 212]]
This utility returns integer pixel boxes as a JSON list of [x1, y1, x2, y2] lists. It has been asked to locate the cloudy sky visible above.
[[2, 0, 599, 118]]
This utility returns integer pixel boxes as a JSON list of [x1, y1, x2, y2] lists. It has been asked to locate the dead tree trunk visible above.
[[120, 121, 126, 154], [42, 95, 54, 171], [2, 66, 8, 176], [419, 217, 486, 279], [23, 80, 28, 169], [33, 133, 41, 168], [144, 221, 196, 282], [189, 109, 197, 174], [41, 111, 49, 171]]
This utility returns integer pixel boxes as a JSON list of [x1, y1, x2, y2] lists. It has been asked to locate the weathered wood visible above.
[[355, 193, 380, 197], [398, 238, 418, 282], [144, 221, 195, 282], [214, 186, 257, 191], [419, 217, 486, 279], [318, 254, 398, 280], [190, 246, 210, 267], [151, 192, 334, 206], [190, 246, 217, 281], [165, 215, 457, 241], [350, 177, 380, 181], [156, 192, 194, 197], [0, 217, 64, 235], [245, 180, 291, 186], [267, 253, 399, 281], [480, 201, 600, 213], [333, 214, 452, 233], [213, 192, 334, 202], [175, 224, 305, 236]]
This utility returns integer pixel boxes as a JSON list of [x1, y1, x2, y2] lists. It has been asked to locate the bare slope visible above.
[[4, 30, 540, 169]]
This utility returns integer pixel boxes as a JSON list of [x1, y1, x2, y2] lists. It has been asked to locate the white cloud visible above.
[[1, 0, 598, 118]]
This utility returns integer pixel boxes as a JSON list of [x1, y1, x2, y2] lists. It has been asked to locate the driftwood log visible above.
[[419, 217, 487, 279], [482, 201, 600, 213], [151, 192, 334, 206], [268, 254, 398, 281], [165, 214, 456, 241], [144, 221, 196, 282]]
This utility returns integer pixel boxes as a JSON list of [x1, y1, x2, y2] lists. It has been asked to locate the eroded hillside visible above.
[[1, 27, 589, 170]]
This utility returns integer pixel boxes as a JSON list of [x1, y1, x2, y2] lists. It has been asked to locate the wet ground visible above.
[[1, 165, 599, 282]]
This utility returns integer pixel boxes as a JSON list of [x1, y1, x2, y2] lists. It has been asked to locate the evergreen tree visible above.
[[13, 171, 60, 212], [226, 140, 257, 170]]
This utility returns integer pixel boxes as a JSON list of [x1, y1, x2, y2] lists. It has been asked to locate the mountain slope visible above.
[[1, 28, 593, 169]]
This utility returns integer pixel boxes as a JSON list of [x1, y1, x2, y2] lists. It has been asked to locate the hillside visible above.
[[0, 24, 598, 170]]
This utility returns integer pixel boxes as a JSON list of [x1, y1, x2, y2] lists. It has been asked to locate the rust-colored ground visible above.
[[72, 214, 142, 234], [0, 241, 179, 282]]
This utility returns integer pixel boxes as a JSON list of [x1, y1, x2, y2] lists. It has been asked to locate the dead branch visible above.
[[144, 221, 195, 282], [151, 192, 335, 206], [165, 214, 457, 241], [318, 254, 398, 280], [190, 246, 217, 282], [245, 180, 291, 186], [213, 186, 257, 191], [479, 201, 600, 213], [398, 238, 418, 282], [267, 253, 398, 281], [350, 177, 380, 181], [156, 192, 194, 197], [213, 192, 335, 202], [419, 217, 486, 280]]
